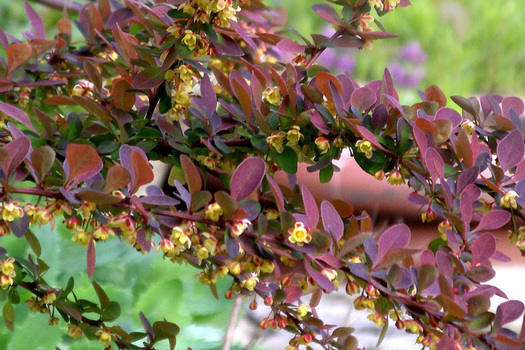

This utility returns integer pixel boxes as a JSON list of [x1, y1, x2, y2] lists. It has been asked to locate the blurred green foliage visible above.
[[272, 0, 525, 98]]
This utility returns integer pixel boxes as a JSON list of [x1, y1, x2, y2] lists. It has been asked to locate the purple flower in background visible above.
[[389, 41, 427, 88], [399, 41, 427, 63]]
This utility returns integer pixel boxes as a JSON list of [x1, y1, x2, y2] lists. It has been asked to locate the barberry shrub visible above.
[[0, 0, 524, 349]]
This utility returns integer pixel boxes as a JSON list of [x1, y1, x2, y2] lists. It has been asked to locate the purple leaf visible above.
[[420, 249, 435, 266], [284, 285, 303, 303], [226, 236, 240, 258], [212, 34, 244, 56], [8, 212, 29, 237], [497, 130, 524, 172], [266, 174, 284, 213], [24, 1, 45, 39], [311, 4, 340, 25], [105, 8, 134, 30], [132, 68, 164, 89], [435, 108, 462, 128], [321, 200, 344, 241], [425, 147, 444, 181], [304, 259, 335, 292], [495, 300, 525, 329], [377, 224, 411, 262], [2, 137, 30, 178], [230, 157, 265, 201], [0, 28, 8, 49], [136, 228, 151, 253], [230, 20, 257, 50], [140, 195, 180, 206], [200, 74, 217, 116], [87, 233, 96, 278], [309, 110, 331, 134], [435, 251, 453, 276], [383, 94, 406, 120], [301, 185, 319, 229], [351, 87, 376, 112], [0, 100, 36, 132], [139, 312, 154, 338], [471, 233, 496, 265], [502, 97, 524, 118], [472, 210, 511, 232], [363, 237, 378, 263], [276, 38, 305, 54], [460, 191, 473, 229], [456, 167, 479, 194]]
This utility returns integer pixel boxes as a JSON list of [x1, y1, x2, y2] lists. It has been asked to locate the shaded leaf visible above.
[[104, 165, 131, 193], [373, 248, 420, 270], [92, 281, 111, 310], [321, 200, 344, 241], [130, 148, 154, 193], [497, 130, 524, 172], [2, 301, 14, 331], [6, 43, 33, 77], [180, 154, 201, 195], [418, 264, 438, 292], [425, 147, 444, 181], [304, 260, 335, 292], [132, 68, 164, 90], [87, 233, 96, 278]]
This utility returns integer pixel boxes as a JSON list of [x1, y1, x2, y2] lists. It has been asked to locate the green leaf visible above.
[[101, 301, 121, 322], [92, 281, 111, 310], [192, 191, 212, 212], [65, 112, 83, 140], [153, 320, 180, 345], [214, 191, 238, 218], [24, 229, 41, 257], [275, 146, 298, 174], [319, 163, 334, 183], [2, 301, 14, 331]]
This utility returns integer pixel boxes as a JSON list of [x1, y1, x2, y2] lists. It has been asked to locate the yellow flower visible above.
[[71, 80, 94, 98], [196, 246, 209, 261], [264, 209, 279, 220], [196, 154, 217, 170], [229, 261, 241, 275], [231, 219, 250, 236], [0, 275, 13, 290], [288, 222, 311, 246], [96, 328, 115, 348], [368, 0, 383, 10], [178, 65, 194, 83], [67, 324, 84, 339], [461, 118, 475, 135], [72, 228, 90, 247], [93, 226, 112, 241], [500, 190, 518, 209], [217, 265, 229, 277], [387, 170, 404, 185], [356, 140, 373, 158], [174, 90, 191, 107], [205, 203, 223, 222], [42, 290, 57, 305], [264, 86, 281, 105], [405, 320, 423, 333], [266, 132, 287, 153], [287, 125, 303, 145], [242, 276, 259, 291], [384, 0, 401, 11], [181, 30, 197, 50], [354, 296, 375, 310], [0, 258, 15, 277], [314, 136, 330, 153], [2, 202, 24, 222], [368, 312, 386, 327], [297, 303, 309, 318], [80, 201, 96, 219]]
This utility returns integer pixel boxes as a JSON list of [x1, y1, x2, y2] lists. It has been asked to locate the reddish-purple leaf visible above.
[[321, 200, 344, 241], [460, 191, 473, 229], [87, 233, 96, 278], [417, 264, 439, 292], [435, 336, 456, 350], [471, 233, 496, 265], [304, 259, 335, 292], [301, 185, 319, 229], [311, 4, 340, 25], [104, 165, 131, 193], [30, 146, 55, 184], [105, 7, 134, 30], [497, 130, 524, 172], [8, 212, 29, 237], [140, 195, 179, 207], [435, 108, 462, 127], [472, 210, 511, 232], [230, 157, 265, 201], [0, 28, 7, 49], [284, 285, 303, 303], [351, 87, 376, 112], [136, 228, 151, 253], [377, 224, 411, 261], [25, 1, 45, 39], [436, 251, 453, 276], [130, 148, 154, 193], [266, 174, 284, 213], [425, 147, 444, 181], [383, 94, 406, 119], [495, 300, 525, 329], [2, 136, 30, 178], [0, 100, 37, 132], [420, 249, 435, 266], [132, 68, 164, 90], [180, 154, 202, 195], [276, 38, 305, 54], [65, 144, 101, 186]]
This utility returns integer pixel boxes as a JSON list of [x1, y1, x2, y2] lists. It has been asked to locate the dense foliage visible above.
[[1, 0, 525, 349]]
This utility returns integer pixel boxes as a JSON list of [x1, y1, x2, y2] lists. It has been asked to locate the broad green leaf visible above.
[[275, 146, 298, 174], [92, 281, 111, 310], [2, 301, 14, 331]]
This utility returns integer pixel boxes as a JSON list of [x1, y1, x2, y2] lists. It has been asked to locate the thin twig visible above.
[[222, 294, 243, 350], [31, 0, 84, 13]]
